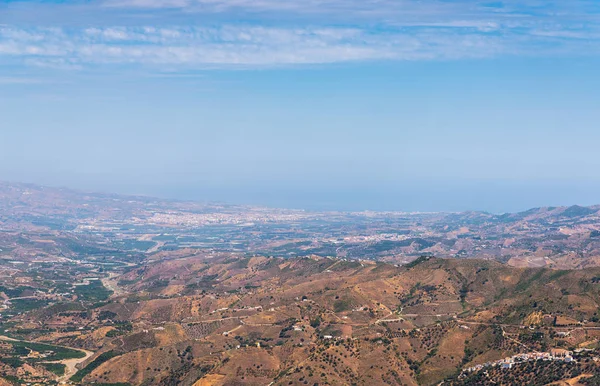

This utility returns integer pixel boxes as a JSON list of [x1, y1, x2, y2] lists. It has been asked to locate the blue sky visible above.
[[2, 0, 600, 212]]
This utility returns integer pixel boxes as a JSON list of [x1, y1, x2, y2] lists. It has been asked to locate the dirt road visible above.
[[0, 335, 94, 383]]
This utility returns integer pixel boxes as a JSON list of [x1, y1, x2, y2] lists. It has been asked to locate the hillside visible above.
[[3, 182, 600, 384], [3, 251, 600, 385]]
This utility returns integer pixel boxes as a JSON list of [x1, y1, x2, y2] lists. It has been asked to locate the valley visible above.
[[2, 182, 600, 385]]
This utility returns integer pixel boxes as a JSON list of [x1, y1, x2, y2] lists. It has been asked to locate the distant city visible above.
[[2, 181, 600, 384]]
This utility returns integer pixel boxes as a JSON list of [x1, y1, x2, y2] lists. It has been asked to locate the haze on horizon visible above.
[[1, 0, 600, 213]]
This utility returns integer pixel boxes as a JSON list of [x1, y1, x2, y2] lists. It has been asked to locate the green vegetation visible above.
[[38, 302, 85, 319], [583, 374, 600, 385], [310, 316, 322, 328], [459, 282, 469, 308], [2, 375, 22, 385], [232, 257, 251, 269], [74, 280, 112, 302], [0, 357, 24, 368], [0, 339, 85, 378], [452, 359, 590, 385], [562, 205, 596, 218], [70, 350, 120, 382], [98, 310, 118, 320], [548, 270, 570, 281], [114, 239, 156, 251], [333, 299, 351, 312], [405, 256, 431, 268], [6, 340, 86, 361], [58, 237, 112, 256], [0, 285, 36, 298], [40, 362, 66, 376], [145, 279, 170, 291], [355, 239, 436, 256], [514, 269, 546, 293], [105, 321, 133, 337], [6, 298, 50, 314], [117, 279, 138, 286]]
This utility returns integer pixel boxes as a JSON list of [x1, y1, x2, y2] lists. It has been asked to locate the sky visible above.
[[2, 0, 600, 212]]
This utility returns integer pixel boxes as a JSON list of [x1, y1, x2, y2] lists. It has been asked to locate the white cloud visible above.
[[1, 0, 600, 70], [99, 0, 600, 22], [0, 25, 511, 69]]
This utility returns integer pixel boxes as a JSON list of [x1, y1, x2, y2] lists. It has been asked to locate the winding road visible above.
[[0, 335, 94, 383]]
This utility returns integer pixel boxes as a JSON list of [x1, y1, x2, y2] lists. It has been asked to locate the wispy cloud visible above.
[[1, 0, 600, 70], [99, 0, 600, 25], [0, 25, 516, 69]]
